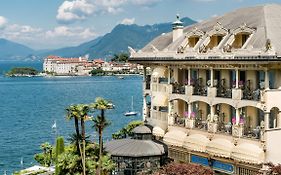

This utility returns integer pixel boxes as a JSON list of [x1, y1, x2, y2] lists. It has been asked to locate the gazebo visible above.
[[105, 125, 167, 175]]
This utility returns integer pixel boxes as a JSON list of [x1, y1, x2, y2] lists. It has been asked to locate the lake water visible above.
[[0, 61, 143, 174]]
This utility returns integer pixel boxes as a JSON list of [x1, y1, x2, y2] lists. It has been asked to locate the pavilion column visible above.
[[235, 68, 239, 89], [235, 108, 240, 125], [265, 69, 270, 90], [168, 101, 174, 125], [210, 68, 214, 87], [143, 95, 147, 121], [188, 67, 191, 86], [277, 111, 281, 128], [264, 112, 270, 130]]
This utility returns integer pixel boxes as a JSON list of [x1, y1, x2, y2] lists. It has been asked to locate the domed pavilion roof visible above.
[[105, 139, 165, 157]]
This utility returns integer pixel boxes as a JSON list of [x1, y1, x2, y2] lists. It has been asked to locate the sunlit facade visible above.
[[129, 4, 281, 175]]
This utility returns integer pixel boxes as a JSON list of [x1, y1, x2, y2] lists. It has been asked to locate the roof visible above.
[[133, 4, 281, 59], [105, 139, 166, 157], [132, 125, 152, 134]]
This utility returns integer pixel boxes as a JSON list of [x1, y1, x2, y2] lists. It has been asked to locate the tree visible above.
[[34, 142, 53, 167], [111, 53, 129, 62], [154, 162, 214, 175], [91, 97, 113, 175], [66, 104, 92, 175], [112, 120, 143, 139], [55, 137, 65, 175]]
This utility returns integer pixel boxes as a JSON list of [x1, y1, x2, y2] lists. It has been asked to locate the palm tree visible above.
[[76, 104, 91, 175], [66, 105, 82, 157], [91, 97, 113, 175], [66, 104, 92, 175]]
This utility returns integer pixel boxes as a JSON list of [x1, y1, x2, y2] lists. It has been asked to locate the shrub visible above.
[[154, 162, 214, 175]]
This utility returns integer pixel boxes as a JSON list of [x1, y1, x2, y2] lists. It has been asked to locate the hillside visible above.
[[0, 39, 34, 60], [44, 17, 196, 59]]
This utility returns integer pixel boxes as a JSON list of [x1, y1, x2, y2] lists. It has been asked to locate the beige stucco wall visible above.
[[221, 70, 230, 88], [246, 106, 259, 127], [198, 69, 206, 86], [246, 70, 257, 90], [220, 104, 232, 123], [265, 129, 281, 164]]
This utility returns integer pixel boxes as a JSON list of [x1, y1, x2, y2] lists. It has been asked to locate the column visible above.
[[235, 68, 239, 89], [142, 95, 147, 121], [188, 67, 191, 86], [188, 103, 192, 118], [210, 68, 214, 87], [265, 69, 270, 89], [235, 108, 240, 125], [174, 67, 179, 82], [277, 111, 281, 128], [168, 66, 171, 84], [264, 112, 270, 130], [168, 101, 174, 125], [210, 105, 215, 121]]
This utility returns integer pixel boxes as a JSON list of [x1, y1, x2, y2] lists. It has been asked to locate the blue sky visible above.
[[0, 0, 280, 50]]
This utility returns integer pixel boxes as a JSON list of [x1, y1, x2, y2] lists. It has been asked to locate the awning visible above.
[[231, 143, 265, 164], [152, 67, 167, 78], [206, 138, 234, 158], [152, 126, 165, 137], [183, 134, 209, 153], [153, 93, 168, 106], [163, 130, 186, 147]]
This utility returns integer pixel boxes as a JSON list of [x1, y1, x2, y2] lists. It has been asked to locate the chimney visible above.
[[172, 14, 183, 42]]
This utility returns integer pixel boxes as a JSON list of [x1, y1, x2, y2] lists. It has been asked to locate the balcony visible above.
[[172, 84, 186, 94], [170, 114, 263, 140]]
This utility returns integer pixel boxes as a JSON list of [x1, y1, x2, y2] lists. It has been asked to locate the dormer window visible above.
[[207, 34, 224, 50], [199, 22, 228, 53], [232, 33, 250, 49], [178, 28, 204, 53], [188, 36, 200, 48], [224, 24, 255, 51]]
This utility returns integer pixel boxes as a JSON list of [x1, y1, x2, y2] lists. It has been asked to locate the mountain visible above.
[[44, 17, 196, 59], [0, 39, 35, 60]]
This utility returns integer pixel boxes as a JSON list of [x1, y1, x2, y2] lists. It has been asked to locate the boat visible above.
[[124, 96, 138, 116], [117, 76, 124, 79]]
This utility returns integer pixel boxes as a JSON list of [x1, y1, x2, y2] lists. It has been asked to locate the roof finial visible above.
[[176, 14, 180, 20]]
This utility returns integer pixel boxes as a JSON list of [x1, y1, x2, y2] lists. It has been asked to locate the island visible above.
[[6, 67, 39, 77]]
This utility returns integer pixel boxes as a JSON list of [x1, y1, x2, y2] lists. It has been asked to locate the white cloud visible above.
[[131, 0, 161, 6], [46, 26, 96, 39], [56, 0, 96, 24], [56, 0, 162, 24], [120, 18, 135, 25], [0, 16, 7, 28]]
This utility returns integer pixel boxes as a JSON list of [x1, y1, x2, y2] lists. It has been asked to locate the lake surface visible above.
[[0, 62, 143, 174]]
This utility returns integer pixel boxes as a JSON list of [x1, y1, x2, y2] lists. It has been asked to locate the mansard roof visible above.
[[139, 4, 281, 58]]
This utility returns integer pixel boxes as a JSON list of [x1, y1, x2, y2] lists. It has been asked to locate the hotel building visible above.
[[129, 4, 281, 175]]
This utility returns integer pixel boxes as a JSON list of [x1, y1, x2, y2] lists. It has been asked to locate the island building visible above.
[[43, 55, 143, 76], [129, 4, 281, 175], [43, 55, 90, 75]]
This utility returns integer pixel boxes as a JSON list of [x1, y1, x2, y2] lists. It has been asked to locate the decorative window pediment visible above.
[[207, 22, 228, 36], [232, 23, 255, 35], [185, 27, 205, 38]]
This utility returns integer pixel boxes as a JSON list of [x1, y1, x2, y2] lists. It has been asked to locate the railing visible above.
[[172, 84, 186, 94], [217, 87, 232, 98], [193, 85, 207, 96], [242, 88, 261, 101]]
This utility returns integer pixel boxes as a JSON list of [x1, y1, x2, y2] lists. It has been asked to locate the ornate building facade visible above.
[[129, 4, 281, 175]]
